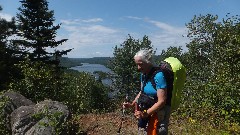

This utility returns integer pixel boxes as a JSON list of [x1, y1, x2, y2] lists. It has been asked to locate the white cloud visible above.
[[146, 19, 189, 51], [55, 16, 189, 58], [0, 12, 13, 21], [146, 19, 185, 34], [126, 16, 189, 52], [82, 18, 103, 23], [60, 18, 103, 25], [81, 25, 118, 33], [55, 18, 127, 58], [126, 16, 142, 20], [63, 25, 120, 45]]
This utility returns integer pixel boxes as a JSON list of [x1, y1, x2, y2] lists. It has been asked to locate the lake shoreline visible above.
[[70, 63, 113, 86]]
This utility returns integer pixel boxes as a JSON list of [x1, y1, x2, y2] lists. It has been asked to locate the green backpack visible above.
[[164, 57, 186, 112], [148, 57, 186, 112]]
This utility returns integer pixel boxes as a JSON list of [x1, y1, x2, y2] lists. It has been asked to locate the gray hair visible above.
[[134, 49, 153, 64]]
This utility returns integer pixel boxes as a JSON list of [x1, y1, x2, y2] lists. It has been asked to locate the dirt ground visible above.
[[75, 111, 183, 135]]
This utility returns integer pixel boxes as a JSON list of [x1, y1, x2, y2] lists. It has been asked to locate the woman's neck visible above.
[[145, 65, 154, 75]]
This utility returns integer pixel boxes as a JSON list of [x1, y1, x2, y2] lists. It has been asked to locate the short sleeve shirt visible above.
[[141, 72, 167, 97]]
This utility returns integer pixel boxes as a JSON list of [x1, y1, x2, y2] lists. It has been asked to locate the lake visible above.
[[70, 63, 113, 74], [70, 63, 113, 86]]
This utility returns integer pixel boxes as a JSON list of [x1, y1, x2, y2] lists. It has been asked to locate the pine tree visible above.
[[11, 0, 72, 100], [14, 0, 71, 63], [0, 6, 20, 90]]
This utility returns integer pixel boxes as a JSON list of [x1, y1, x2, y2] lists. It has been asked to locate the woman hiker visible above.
[[123, 49, 172, 135]]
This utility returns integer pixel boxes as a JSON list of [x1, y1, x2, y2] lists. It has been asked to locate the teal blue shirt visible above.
[[141, 72, 167, 97]]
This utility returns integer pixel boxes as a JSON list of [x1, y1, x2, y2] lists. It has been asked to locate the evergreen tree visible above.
[[0, 6, 20, 90], [11, 0, 72, 100], [14, 0, 71, 63]]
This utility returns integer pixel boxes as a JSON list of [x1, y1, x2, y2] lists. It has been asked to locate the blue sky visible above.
[[0, 0, 239, 58]]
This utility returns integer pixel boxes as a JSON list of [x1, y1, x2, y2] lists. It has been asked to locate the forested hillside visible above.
[[59, 57, 112, 68]]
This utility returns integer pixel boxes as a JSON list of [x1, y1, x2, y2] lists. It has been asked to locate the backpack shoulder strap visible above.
[[150, 61, 174, 91], [150, 67, 163, 90], [141, 73, 146, 92], [141, 67, 160, 92]]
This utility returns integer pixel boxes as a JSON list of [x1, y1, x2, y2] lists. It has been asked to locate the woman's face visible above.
[[134, 56, 149, 73]]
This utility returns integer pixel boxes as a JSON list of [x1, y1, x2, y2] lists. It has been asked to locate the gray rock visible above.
[[1, 91, 35, 130], [11, 105, 36, 135], [1, 91, 69, 135], [34, 99, 69, 122], [10, 99, 69, 135], [25, 118, 55, 135], [3, 91, 35, 108]]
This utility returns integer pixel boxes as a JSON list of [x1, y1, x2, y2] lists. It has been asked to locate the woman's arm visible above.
[[146, 88, 167, 115], [135, 88, 167, 119], [123, 91, 141, 108]]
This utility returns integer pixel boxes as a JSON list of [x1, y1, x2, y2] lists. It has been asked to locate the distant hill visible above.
[[59, 57, 112, 68], [59, 55, 163, 68]]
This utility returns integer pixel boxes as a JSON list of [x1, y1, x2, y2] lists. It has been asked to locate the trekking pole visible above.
[[117, 106, 124, 134], [135, 102, 147, 135], [117, 94, 129, 134], [135, 102, 142, 135]]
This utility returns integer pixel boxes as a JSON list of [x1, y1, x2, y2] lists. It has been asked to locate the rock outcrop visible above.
[[1, 91, 69, 135]]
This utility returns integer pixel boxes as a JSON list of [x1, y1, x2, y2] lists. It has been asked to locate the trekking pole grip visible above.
[[135, 102, 139, 111]]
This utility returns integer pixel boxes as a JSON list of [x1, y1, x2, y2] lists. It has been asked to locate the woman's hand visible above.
[[123, 102, 133, 109], [134, 110, 149, 119]]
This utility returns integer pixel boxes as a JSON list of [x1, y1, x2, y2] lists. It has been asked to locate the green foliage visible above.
[[109, 35, 155, 98], [170, 114, 236, 135], [58, 57, 82, 68], [159, 46, 187, 65], [59, 72, 112, 114], [0, 6, 20, 90], [93, 71, 109, 80], [31, 105, 67, 135], [9, 59, 112, 114], [160, 46, 184, 59], [0, 91, 11, 135], [178, 13, 240, 129], [9, 59, 63, 102]]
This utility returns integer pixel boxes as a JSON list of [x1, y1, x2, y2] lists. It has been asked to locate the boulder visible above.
[[3, 91, 35, 108], [0, 91, 35, 130], [0, 91, 69, 135], [25, 118, 55, 135], [10, 105, 35, 135], [11, 99, 69, 135]]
